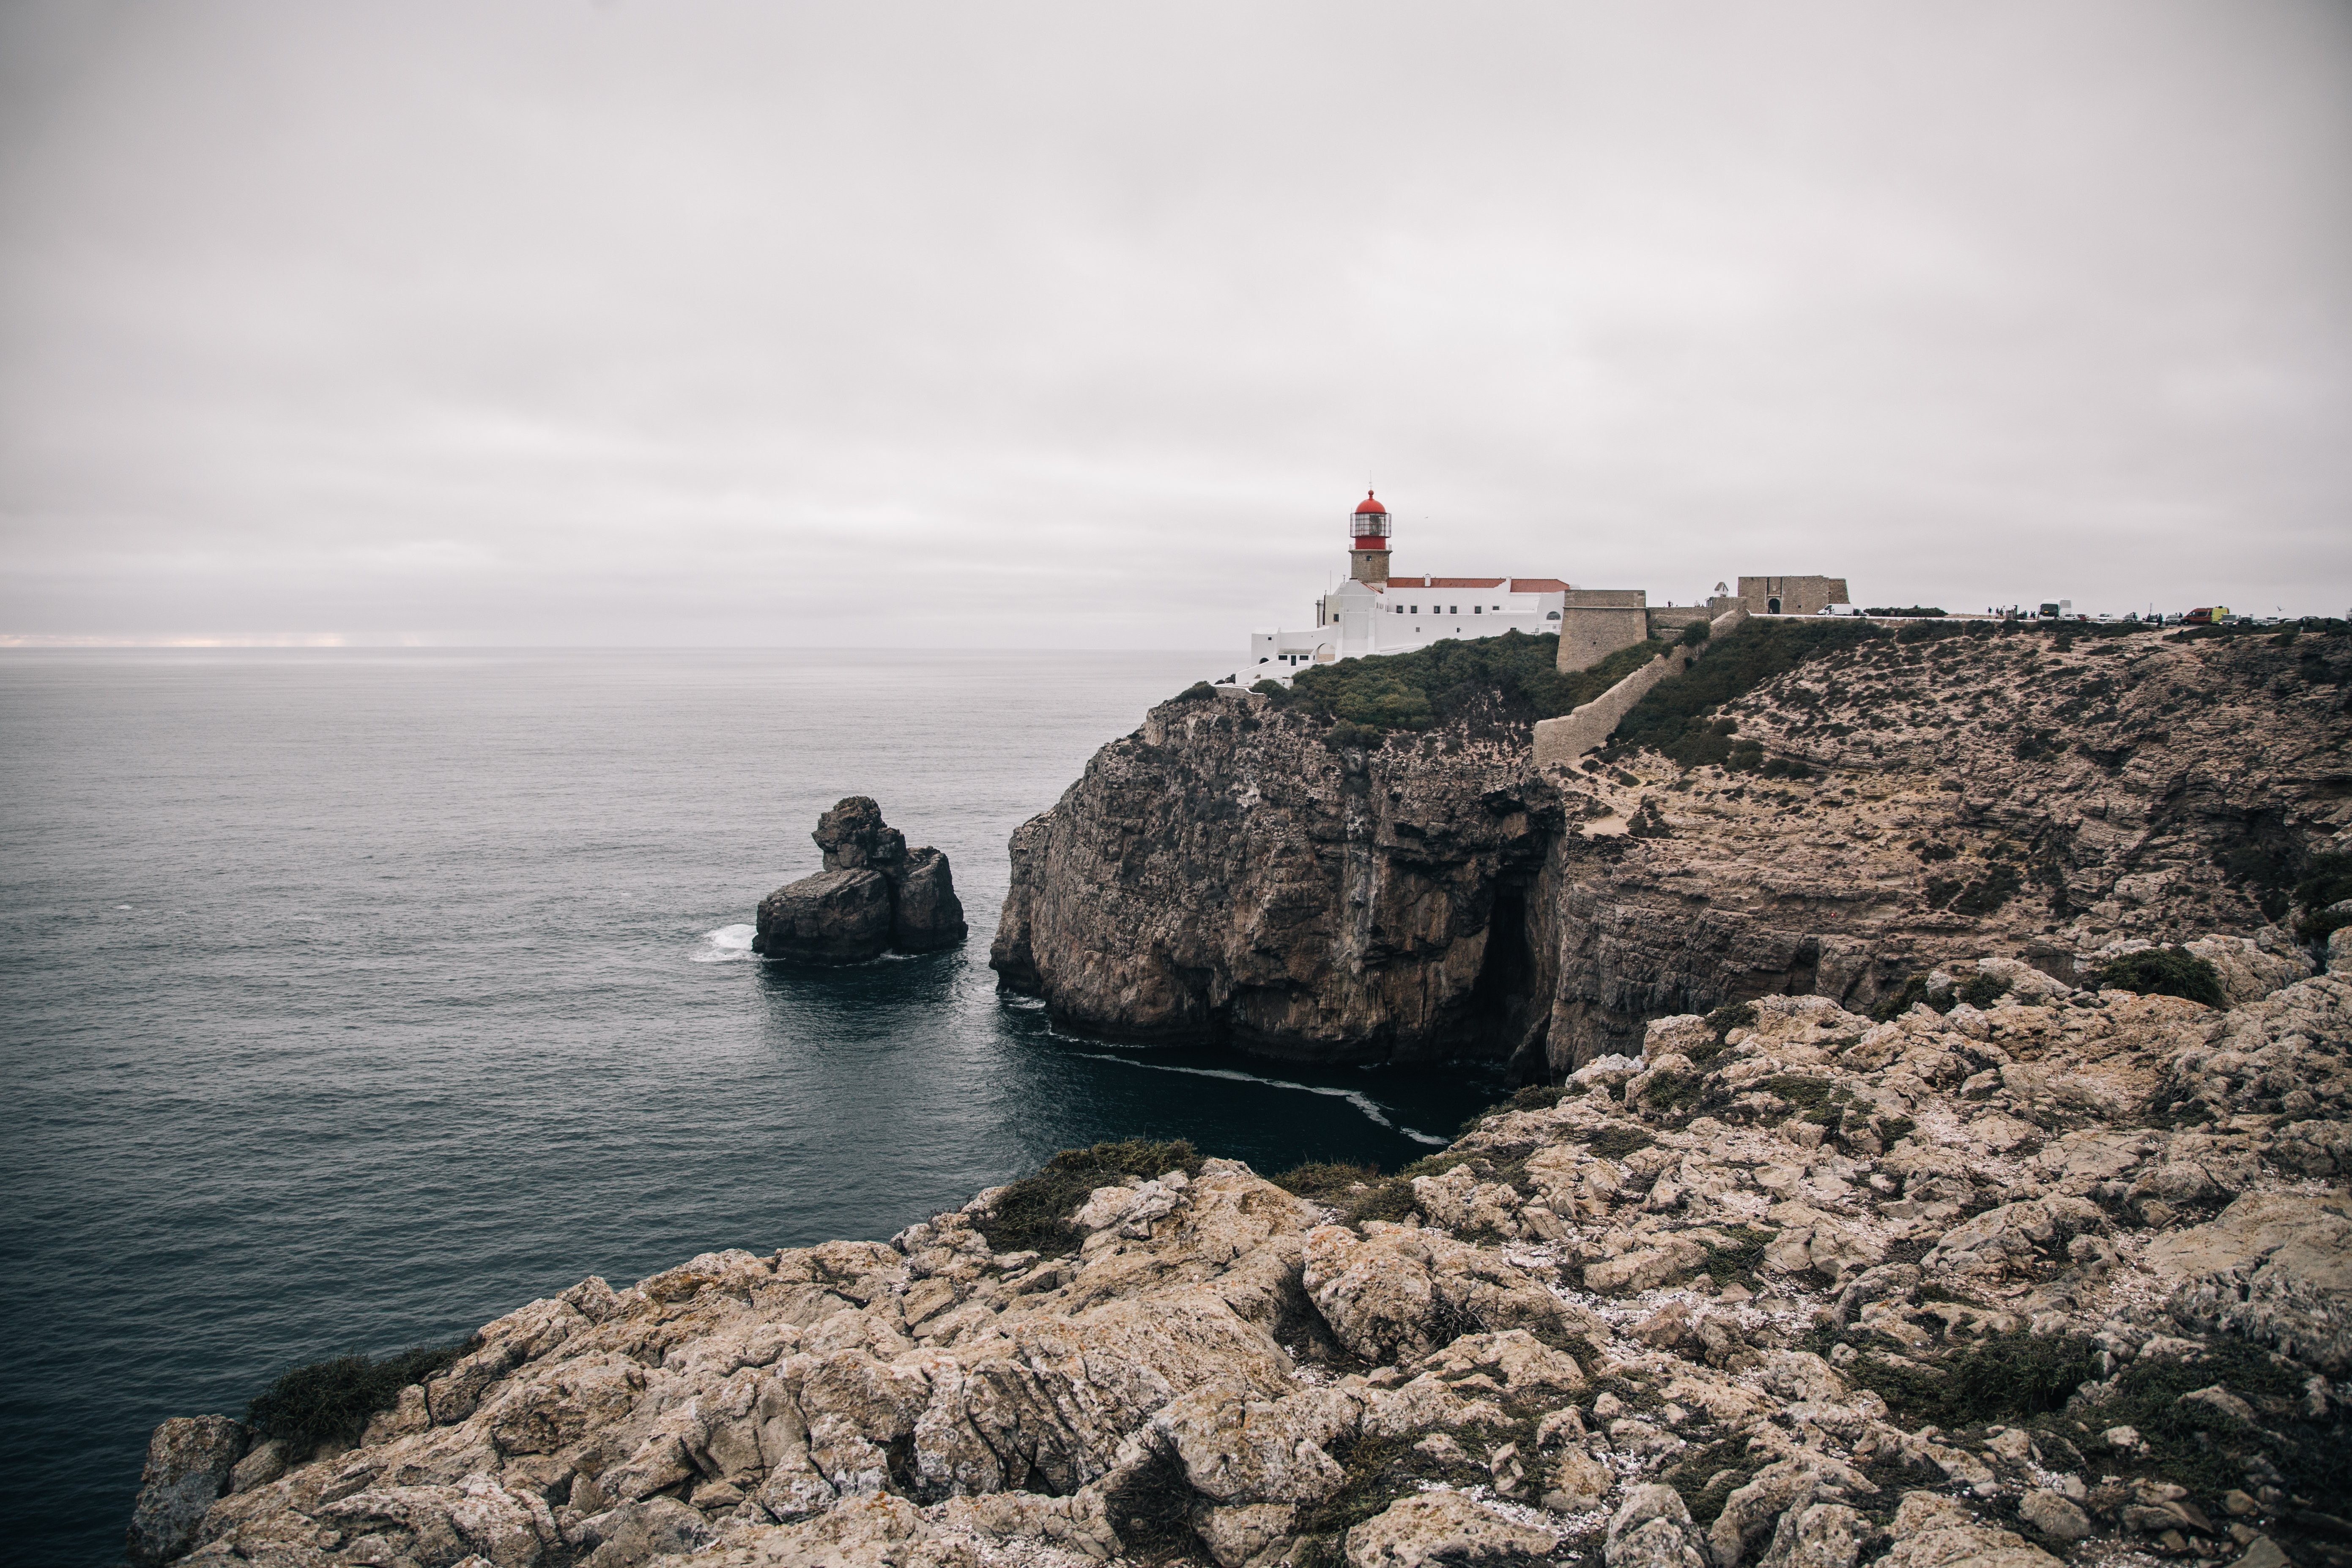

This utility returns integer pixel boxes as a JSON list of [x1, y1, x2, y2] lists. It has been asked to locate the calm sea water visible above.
[[0, 649, 1502, 1565]]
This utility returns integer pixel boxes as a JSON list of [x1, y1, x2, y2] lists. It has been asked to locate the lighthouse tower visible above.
[[1348, 491, 1391, 583]]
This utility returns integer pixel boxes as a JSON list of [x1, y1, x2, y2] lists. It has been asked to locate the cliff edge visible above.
[[994, 624, 2352, 1073]]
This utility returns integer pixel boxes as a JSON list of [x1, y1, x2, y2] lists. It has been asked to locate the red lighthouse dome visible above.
[[1347, 490, 1392, 583]]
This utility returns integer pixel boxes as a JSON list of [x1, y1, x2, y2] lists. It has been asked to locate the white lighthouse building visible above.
[[1249, 492, 1572, 678]]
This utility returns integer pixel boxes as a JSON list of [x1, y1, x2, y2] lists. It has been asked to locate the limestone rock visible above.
[[1606, 1483, 1709, 1568], [1755, 1499, 1875, 1568], [125, 1415, 248, 1564], [1346, 1491, 1558, 1568], [753, 796, 965, 963], [2144, 1188, 2352, 1372], [1878, 1492, 2061, 1568]]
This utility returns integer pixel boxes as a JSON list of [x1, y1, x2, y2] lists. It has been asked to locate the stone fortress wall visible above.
[[1535, 569, 1852, 768], [1739, 574, 1850, 616], [1532, 598, 1750, 767]]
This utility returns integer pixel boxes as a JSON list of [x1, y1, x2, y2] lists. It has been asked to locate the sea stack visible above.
[[753, 796, 967, 963]]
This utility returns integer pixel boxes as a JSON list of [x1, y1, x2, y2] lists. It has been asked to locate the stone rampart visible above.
[[1533, 601, 1748, 768]]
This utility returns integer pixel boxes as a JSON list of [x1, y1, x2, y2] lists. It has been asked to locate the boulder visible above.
[[2144, 1188, 2352, 1372], [1605, 1483, 1709, 1568], [125, 1415, 247, 1564], [1879, 1492, 2062, 1568], [1347, 1491, 1558, 1568], [754, 868, 895, 963], [753, 797, 965, 963]]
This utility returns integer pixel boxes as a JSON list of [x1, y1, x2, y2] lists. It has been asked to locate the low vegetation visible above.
[[1841, 1331, 2098, 1429], [975, 1139, 1202, 1254], [2293, 851, 2352, 947], [246, 1343, 468, 1454], [2092, 947, 2228, 1009], [1610, 618, 1887, 766], [1249, 629, 1666, 740]]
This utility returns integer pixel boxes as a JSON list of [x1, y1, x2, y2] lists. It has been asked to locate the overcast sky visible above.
[[2, 1, 2347, 646]]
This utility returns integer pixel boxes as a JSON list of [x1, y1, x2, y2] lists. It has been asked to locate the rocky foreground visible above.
[[135, 932, 2349, 1568]]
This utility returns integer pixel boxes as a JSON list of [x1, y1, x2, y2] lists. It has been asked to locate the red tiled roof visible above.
[[1376, 576, 1552, 591]]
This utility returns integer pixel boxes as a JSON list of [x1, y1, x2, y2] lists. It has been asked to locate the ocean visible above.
[[0, 649, 1504, 1565]]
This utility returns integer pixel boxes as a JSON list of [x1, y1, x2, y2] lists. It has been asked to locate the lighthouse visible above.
[[1348, 491, 1391, 583]]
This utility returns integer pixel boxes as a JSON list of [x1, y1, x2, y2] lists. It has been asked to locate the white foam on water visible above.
[[1068, 1052, 1448, 1143], [693, 923, 757, 963]]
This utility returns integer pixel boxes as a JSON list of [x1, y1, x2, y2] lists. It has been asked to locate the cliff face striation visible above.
[[990, 687, 1565, 1068], [994, 626, 2352, 1073], [137, 937, 2352, 1568]]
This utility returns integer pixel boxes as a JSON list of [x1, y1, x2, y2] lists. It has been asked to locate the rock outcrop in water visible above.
[[137, 939, 2351, 1568], [753, 798, 966, 964], [994, 626, 2352, 1073]]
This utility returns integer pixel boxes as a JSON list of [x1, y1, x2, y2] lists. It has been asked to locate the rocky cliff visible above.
[[993, 625, 2352, 1074], [136, 935, 2352, 1568]]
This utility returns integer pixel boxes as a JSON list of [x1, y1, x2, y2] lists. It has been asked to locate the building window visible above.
[[1767, 597, 1782, 614], [1546, 611, 1560, 621], [1449, 605, 1457, 613], [1473, 606, 1481, 614]]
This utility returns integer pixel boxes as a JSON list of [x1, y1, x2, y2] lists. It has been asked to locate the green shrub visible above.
[[1957, 971, 2011, 1009], [2084, 1338, 2347, 1502], [1343, 1177, 1421, 1226], [2092, 947, 2227, 1009], [1701, 1226, 1777, 1287], [1863, 606, 1946, 617], [1175, 681, 1218, 702], [1254, 629, 1665, 738], [1680, 620, 1711, 648], [246, 1342, 467, 1453], [2294, 852, 2352, 944], [1640, 1070, 1701, 1112], [1323, 720, 1382, 752], [1841, 1332, 2099, 1428], [1511, 1083, 1570, 1112], [975, 1139, 1202, 1254], [1585, 1124, 1656, 1159], [1273, 1161, 1382, 1204]]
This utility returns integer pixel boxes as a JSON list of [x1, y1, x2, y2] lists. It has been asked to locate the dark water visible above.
[[0, 649, 1502, 1565]]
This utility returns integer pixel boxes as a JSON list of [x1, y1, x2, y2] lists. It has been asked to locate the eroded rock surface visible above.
[[993, 627, 2351, 1067], [753, 796, 967, 963], [141, 930, 2352, 1568]]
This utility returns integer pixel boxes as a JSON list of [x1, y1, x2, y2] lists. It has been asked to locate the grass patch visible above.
[[1701, 1225, 1777, 1287], [1841, 1332, 2099, 1428], [1584, 1124, 1657, 1160], [246, 1342, 468, 1453], [1640, 1070, 1703, 1113], [2092, 947, 2228, 1009], [2083, 1338, 2348, 1504], [1273, 1161, 1382, 1205], [973, 1139, 1202, 1254]]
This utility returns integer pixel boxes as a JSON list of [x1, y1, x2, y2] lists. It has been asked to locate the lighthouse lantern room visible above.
[[1348, 491, 1391, 583]]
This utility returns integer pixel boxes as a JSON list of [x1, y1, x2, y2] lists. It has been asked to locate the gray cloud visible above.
[[3, 0, 2347, 644]]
